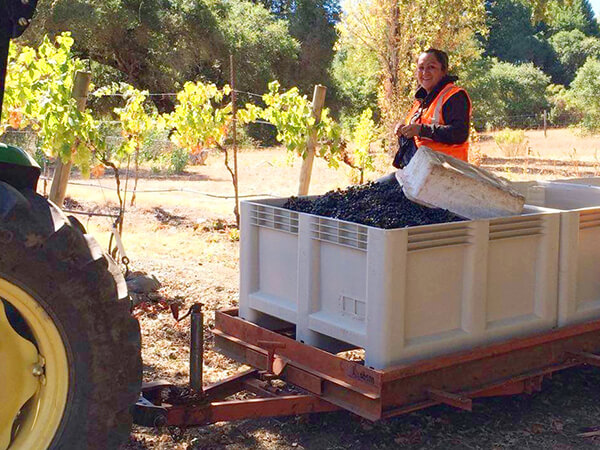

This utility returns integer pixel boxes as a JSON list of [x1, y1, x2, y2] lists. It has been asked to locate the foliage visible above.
[[166, 79, 261, 226], [2, 33, 100, 175], [546, 0, 599, 36], [256, 0, 341, 96], [330, 45, 379, 123], [336, 0, 487, 140], [167, 81, 231, 153], [169, 147, 190, 174], [94, 83, 163, 162], [348, 108, 378, 183], [217, 0, 300, 93], [493, 128, 528, 157], [483, 0, 557, 74], [261, 81, 342, 165], [463, 58, 551, 129], [25, 0, 300, 108], [566, 57, 600, 132], [93, 82, 165, 206], [481, 0, 600, 85], [546, 83, 582, 126], [549, 30, 600, 84]]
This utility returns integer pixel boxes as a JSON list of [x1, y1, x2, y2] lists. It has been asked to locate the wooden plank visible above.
[[166, 395, 339, 426], [381, 318, 600, 383], [567, 351, 600, 367], [282, 365, 324, 395], [213, 328, 380, 398], [242, 378, 278, 398], [214, 310, 383, 393], [202, 369, 259, 401], [427, 389, 472, 411]]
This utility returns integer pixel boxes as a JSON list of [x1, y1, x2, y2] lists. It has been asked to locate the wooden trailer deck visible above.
[[134, 307, 600, 428]]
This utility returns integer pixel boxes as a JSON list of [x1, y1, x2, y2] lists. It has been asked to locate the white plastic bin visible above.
[[514, 181, 600, 327], [239, 198, 560, 369]]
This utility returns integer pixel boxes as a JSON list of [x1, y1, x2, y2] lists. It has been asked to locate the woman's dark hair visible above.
[[422, 48, 449, 72]]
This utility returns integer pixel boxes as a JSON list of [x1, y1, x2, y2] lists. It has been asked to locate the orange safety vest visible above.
[[405, 83, 471, 162]]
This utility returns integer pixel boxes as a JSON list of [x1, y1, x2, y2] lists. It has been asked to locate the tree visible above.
[[330, 38, 380, 127], [546, 0, 600, 37], [566, 57, 600, 132], [462, 58, 551, 129], [549, 29, 600, 84], [254, 0, 340, 94], [346, 108, 378, 184], [93, 82, 164, 205], [336, 0, 487, 143], [484, 0, 557, 72], [261, 81, 342, 164], [166, 80, 260, 226], [24, 0, 299, 109], [214, 0, 300, 93]]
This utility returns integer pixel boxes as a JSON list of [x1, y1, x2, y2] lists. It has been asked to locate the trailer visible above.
[[133, 178, 600, 429], [133, 304, 600, 428]]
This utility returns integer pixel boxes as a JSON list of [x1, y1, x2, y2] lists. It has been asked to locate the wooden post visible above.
[[298, 85, 327, 196], [543, 110, 547, 138], [230, 53, 240, 228], [49, 71, 91, 206]]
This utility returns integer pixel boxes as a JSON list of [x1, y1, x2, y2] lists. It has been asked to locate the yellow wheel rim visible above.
[[0, 278, 69, 450]]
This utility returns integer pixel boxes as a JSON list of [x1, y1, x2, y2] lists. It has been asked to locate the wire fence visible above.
[[0, 111, 583, 151]]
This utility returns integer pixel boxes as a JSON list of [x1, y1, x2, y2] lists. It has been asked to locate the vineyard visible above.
[[39, 146, 598, 450], [5, 9, 600, 449]]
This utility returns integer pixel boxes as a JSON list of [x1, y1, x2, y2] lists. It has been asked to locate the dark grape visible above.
[[282, 181, 464, 229]]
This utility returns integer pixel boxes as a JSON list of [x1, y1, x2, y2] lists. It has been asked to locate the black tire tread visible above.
[[0, 182, 141, 450]]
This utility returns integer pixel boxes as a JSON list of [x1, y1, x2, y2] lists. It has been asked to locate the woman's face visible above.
[[416, 53, 446, 93]]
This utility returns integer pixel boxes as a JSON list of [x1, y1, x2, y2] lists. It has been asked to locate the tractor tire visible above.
[[0, 181, 142, 450]]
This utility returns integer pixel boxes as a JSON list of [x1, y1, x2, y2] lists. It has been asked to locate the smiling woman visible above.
[[394, 48, 472, 163]]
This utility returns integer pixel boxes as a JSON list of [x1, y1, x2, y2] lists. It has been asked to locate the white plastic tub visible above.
[[514, 181, 600, 327], [239, 198, 560, 369]]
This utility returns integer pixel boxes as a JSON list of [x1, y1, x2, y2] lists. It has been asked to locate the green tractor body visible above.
[[0, 143, 41, 190]]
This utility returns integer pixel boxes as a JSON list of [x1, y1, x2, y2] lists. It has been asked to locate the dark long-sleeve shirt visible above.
[[409, 76, 470, 145]]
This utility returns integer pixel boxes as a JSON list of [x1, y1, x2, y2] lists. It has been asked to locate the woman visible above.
[[395, 48, 471, 162]]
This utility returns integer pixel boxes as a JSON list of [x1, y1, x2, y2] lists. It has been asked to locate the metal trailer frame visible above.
[[134, 305, 600, 428]]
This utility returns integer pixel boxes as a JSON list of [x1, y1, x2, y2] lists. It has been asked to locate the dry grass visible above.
[[476, 127, 600, 161], [53, 139, 600, 449]]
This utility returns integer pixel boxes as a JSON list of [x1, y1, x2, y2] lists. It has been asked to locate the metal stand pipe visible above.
[[190, 303, 204, 392]]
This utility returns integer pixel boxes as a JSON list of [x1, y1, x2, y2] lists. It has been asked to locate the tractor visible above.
[[0, 1, 142, 448], [7, 1, 600, 449]]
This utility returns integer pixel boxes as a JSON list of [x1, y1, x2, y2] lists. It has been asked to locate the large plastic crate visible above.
[[239, 198, 560, 369], [514, 181, 600, 327]]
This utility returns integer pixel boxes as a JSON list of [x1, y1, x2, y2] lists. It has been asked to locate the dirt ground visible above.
[[55, 134, 600, 450]]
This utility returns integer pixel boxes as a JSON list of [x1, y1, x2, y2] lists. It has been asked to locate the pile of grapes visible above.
[[283, 181, 464, 229]]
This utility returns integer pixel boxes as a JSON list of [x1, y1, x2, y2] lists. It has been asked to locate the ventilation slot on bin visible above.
[[407, 224, 471, 251], [579, 210, 600, 230], [340, 295, 366, 320], [311, 218, 368, 251], [489, 217, 543, 241], [250, 205, 299, 234]]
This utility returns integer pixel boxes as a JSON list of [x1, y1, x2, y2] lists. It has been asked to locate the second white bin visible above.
[[515, 181, 600, 327]]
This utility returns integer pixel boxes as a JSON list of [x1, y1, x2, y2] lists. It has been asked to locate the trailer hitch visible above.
[[133, 304, 338, 429]]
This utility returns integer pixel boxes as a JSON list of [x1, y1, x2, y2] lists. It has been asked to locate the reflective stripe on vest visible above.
[[405, 83, 471, 162]]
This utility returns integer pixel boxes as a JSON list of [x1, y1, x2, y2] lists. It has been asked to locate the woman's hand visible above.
[[396, 123, 422, 138]]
